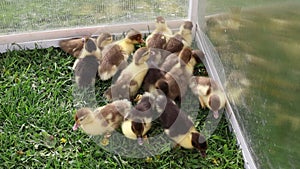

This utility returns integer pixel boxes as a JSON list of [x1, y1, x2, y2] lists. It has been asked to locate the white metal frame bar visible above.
[[0, 20, 185, 53]]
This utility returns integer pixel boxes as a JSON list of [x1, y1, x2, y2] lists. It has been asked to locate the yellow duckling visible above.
[[175, 21, 193, 47]]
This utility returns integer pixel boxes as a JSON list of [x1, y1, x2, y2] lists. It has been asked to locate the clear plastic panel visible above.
[[205, 1, 300, 168], [0, 0, 189, 35]]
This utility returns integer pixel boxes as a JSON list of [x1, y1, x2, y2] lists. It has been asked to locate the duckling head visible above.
[[126, 29, 144, 44], [155, 79, 169, 96], [84, 38, 97, 53], [191, 49, 205, 64], [59, 36, 88, 57], [208, 94, 221, 119], [133, 47, 150, 65], [191, 132, 207, 158], [73, 108, 94, 131], [147, 33, 167, 49], [179, 47, 192, 66], [131, 119, 145, 145], [182, 21, 193, 31], [165, 34, 184, 53], [156, 16, 166, 24], [96, 32, 113, 49]]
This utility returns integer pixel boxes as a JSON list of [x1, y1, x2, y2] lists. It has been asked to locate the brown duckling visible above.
[[59, 36, 87, 58], [189, 76, 226, 119], [146, 32, 167, 49], [72, 99, 132, 136], [72, 37, 102, 88], [121, 92, 156, 145], [104, 47, 150, 101], [59, 33, 113, 58], [164, 34, 186, 54], [154, 91, 207, 157], [99, 29, 144, 80]]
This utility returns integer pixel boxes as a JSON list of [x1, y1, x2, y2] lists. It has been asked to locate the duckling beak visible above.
[[72, 122, 80, 131], [137, 136, 144, 145], [139, 38, 145, 44], [200, 150, 207, 158], [213, 110, 219, 119]]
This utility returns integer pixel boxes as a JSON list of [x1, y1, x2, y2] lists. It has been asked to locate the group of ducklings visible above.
[[59, 16, 227, 157]]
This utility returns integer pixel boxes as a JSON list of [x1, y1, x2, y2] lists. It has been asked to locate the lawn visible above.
[[0, 44, 244, 168]]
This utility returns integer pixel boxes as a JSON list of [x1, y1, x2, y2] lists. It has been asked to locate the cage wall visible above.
[[204, 0, 300, 169], [3, 0, 287, 169]]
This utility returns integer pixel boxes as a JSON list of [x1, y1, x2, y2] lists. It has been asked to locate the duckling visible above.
[[164, 34, 186, 54], [155, 92, 207, 157], [146, 32, 167, 49], [72, 99, 132, 136], [159, 48, 203, 73], [142, 59, 165, 93], [99, 29, 144, 80], [59, 33, 113, 58], [104, 47, 150, 101], [145, 16, 172, 47], [59, 36, 87, 58], [73, 37, 102, 88], [155, 47, 193, 102], [175, 21, 193, 47], [189, 76, 226, 119], [150, 16, 172, 36], [121, 92, 156, 145], [160, 53, 179, 72], [96, 32, 113, 50]]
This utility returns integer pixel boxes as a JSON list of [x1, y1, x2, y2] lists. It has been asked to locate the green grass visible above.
[[0, 45, 243, 168]]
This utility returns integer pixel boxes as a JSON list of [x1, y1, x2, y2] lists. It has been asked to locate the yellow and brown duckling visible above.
[[146, 32, 167, 49], [72, 37, 102, 88], [59, 36, 87, 58], [154, 91, 207, 157], [59, 32, 113, 58], [99, 29, 144, 80], [175, 21, 193, 47], [189, 76, 226, 119], [104, 47, 150, 101], [96, 32, 113, 50], [155, 47, 194, 102], [164, 34, 186, 54], [121, 92, 156, 145], [149, 16, 173, 36], [72, 99, 132, 136]]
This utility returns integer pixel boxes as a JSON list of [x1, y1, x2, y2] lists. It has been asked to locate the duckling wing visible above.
[[167, 110, 194, 137], [59, 38, 85, 57], [74, 55, 100, 87]]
